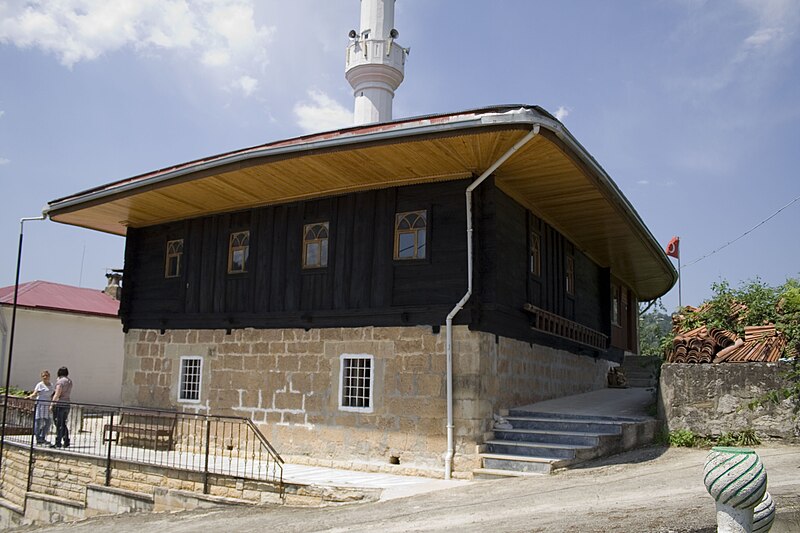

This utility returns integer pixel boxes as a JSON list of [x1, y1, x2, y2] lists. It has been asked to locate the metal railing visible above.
[[0, 398, 283, 495]]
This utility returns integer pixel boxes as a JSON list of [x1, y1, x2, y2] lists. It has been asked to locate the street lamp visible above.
[[0, 213, 47, 474]]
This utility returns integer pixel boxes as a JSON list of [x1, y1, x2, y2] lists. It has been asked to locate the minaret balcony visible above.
[[346, 38, 406, 74]]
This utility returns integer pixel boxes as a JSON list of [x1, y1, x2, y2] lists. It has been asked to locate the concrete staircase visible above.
[[620, 355, 661, 389], [474, 390, 661, 478]]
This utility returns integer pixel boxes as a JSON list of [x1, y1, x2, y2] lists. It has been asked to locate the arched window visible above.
[[228, 231, 250, 273], [165, 239, 183, 278], [303, 222, 329, 268], [394, 210, 427, 260]]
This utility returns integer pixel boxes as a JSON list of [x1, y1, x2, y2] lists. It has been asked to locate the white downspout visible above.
[[443, 124, 540, 479]]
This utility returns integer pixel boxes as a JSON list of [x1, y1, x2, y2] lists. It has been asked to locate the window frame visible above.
[[227, 230, 250, 274], [165, 239, 184, 279], [178, 356, 203, 403], [611, 283, 622, 326], [529, 230, 541, 277], [565, 253, 575, 296], [338, 353, 374, 413], [302, 221, 330, 269], [393, 210, 428, 261]]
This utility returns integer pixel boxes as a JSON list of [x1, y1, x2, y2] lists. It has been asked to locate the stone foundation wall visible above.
[[0, 442, 362, 527], [659, 362, 799, 439], [0, 446, 28, 508], [123, 326, 611, 477]]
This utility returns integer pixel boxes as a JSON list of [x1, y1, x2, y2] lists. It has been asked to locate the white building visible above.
[[0, 280, 123, 406]]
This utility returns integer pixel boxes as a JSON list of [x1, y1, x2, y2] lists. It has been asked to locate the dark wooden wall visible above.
[[474, 182, 610, 356], [120, 179, 620, 359], [122, 180, 468, 330]]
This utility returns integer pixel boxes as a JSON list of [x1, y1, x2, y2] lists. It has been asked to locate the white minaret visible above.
[[345, 0, 408, 125]]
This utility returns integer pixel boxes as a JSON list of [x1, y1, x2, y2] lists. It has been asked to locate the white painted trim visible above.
[[177, 355, 203, 404], [338, 353, 374, 413]]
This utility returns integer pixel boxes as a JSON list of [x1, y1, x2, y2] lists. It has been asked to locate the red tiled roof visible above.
[[0, 281, 119, 317]]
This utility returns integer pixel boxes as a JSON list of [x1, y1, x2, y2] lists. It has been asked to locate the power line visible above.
[[683, 192, 800, 268]]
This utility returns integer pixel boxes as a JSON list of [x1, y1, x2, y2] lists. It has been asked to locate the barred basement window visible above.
[[178, 356, 202, 402], [339, 354, 374, 412], [165, 239, 183, 278], [394, 210, 427, 260], [228, 231, 250, 273], [303, 222, 329, 269]]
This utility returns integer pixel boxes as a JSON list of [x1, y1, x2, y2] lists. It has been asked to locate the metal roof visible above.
[[46, 105, 677, 300], [0, 281, 120, 318]]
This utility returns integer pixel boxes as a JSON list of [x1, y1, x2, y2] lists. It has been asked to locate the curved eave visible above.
[[47, 106, 677, 300]]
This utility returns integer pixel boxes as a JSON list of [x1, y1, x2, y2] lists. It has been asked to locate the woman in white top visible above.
[[27, 370, 53, 445]]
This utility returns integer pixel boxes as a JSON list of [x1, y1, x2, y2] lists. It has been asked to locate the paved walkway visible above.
[[282, 463, 470, 500], [515, 387, 656, 419]]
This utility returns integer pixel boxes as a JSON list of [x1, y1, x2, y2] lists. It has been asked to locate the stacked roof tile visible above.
[[666, 307, 788, 364]]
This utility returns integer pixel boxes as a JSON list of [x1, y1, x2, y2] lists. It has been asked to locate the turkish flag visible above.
[[665, 236, 680, 259]]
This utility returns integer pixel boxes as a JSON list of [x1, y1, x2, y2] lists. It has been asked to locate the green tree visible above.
[[638, 299, 671, 357]]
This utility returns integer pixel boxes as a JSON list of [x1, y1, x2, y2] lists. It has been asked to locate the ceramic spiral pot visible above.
[[753, 491, 776, 533], [704, 447, 769, 533], [704, 447, 767, 509]]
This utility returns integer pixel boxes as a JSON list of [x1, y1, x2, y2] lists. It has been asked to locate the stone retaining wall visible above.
[[0, 441, 371, 527], [122, 325, 612, 477], [659, 362, 799, 439]]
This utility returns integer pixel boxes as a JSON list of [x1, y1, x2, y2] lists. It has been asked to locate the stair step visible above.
[[479, 453, 562, 475], [473, 467, 548, 479], [492, 428, 602, 446], [503, 417, 624, 435], [486, 439, 593, 451], [507, 411, 645, 423], [485, 439, 594, 459]]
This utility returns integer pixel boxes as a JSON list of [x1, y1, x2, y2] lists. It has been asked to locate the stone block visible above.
[[274, 392, 303, 411], [290, 373, 312, 393], [372, 327, 403, 341], [281, 412, 307, 425], [320, 328, 344, 341], [298, 355, 319, 372], [402, 354, 430, 372], [197, 330, 215, 343], [243, 355, 259, 371], [416, 374, 444, 397], [270, 342, 288, 355], [276, 356, 299, 372], [250, 342, 269, 354]]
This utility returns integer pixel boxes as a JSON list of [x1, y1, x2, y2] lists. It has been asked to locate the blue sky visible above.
[[1, 0, 798, 312]]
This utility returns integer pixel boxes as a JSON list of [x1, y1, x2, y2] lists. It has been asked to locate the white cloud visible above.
[[294, 90, 352, 134], [0, 158, 10, 165], [0, 0, 275, 78], [231, 75, 258, 96], [637, 180, 650, 185], [554, 106, 570, 121], [0, 110, 4, 118]]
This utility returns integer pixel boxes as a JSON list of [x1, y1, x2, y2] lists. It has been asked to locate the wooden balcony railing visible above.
[[522, 303, 608, 350]]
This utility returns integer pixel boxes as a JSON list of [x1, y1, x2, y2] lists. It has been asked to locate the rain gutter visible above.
[[443, 118, 541, 479]]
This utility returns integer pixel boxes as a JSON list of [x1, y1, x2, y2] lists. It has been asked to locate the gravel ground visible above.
[[15, 444, 800, 533]]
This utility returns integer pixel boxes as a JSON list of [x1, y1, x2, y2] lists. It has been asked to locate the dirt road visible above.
[[19, 445, 800, 532]]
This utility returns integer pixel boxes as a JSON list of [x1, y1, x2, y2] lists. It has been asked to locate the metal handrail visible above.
[[0, 397, 284, 495]]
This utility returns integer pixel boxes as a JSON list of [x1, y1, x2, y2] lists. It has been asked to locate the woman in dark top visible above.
[[50, 367, 73, 449]]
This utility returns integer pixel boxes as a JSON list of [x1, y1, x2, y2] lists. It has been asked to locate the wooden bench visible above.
[[102, 411, 178, 451]]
